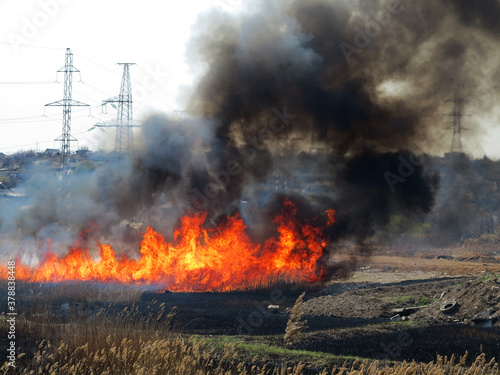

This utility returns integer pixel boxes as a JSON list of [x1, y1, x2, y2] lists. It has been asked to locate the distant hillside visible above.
[[2, 150, 500, 248]]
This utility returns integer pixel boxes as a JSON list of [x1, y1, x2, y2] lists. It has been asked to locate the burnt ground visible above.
[[135, 274, 500, 363], [136, 252, 500, 363], [2, 251, 500, 365]]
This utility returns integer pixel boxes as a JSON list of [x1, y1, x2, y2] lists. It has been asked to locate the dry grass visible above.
[[2, 335, 499, 375], [15, 281, 150, 304], [324, 353, 499, 375], [284, 292, 307, 347], [1, 283, 499, 374]]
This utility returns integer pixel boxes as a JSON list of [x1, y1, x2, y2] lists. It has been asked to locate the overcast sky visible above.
[[0, 0, 242, 154]]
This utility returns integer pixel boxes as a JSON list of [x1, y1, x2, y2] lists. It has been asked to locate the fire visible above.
[[0, 199, 334, 292]]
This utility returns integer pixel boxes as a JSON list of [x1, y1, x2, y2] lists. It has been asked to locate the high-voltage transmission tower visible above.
[[444, 93, 470, 154], [274, 136, 303, 192], [93, 63, 140, 153], [45, 48, 89, 167]]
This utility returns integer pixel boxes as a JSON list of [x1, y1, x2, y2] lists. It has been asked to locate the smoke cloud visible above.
[[2, 0, 500, 268]]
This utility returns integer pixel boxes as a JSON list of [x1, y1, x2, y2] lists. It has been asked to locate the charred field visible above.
[[1, 251, 499, 373]]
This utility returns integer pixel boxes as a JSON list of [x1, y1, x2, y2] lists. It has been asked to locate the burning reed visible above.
[[0, 199, 334, 291]]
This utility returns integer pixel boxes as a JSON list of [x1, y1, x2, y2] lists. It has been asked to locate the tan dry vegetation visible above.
[[1, 299, 499, 374], [284, 292, 307, 347], [357, 254, 500, 278], [2, 336, 499, 375], [1, 281, 499, 374]]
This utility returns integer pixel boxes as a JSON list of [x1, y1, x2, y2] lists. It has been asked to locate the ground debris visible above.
[[412, 275, 500, 324]]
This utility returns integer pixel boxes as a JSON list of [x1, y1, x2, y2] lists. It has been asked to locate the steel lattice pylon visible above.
[[45, 48, 89, 167], [115, 63, 133, 152], [445, 92, 470, 154], [94, 63, 140, 154]]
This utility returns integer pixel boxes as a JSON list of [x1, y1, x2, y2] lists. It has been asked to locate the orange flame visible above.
[[0, 199, 334, 291]]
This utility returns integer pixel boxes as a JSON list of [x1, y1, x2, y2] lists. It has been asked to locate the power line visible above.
[[0, 105, 101, 123], [45, 48, 90, 167], [73, 51, 122, 77], [1, 128, 98, 152], [83, 65, 118, 77], [81, 81, 115, 99], [1, 139, 56, 151], [0, 45, 180, 153], [93, 63, 140, 153], [0, 81, 54, 85], [0, 41, 63, 50], [444, 91, 470, 154], [76, 51, 179, 101], [2, 43, 180, 99], [0, 115, 48, 122], [135, 65, 177, 98], [0, 114, 93, 124], [72, 88, 104, 106]]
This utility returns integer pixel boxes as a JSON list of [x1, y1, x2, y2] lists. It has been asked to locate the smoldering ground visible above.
[[1, 0, 500, 264]]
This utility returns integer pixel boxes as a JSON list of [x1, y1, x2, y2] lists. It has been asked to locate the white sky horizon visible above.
[[0, 0, 243, 155]]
